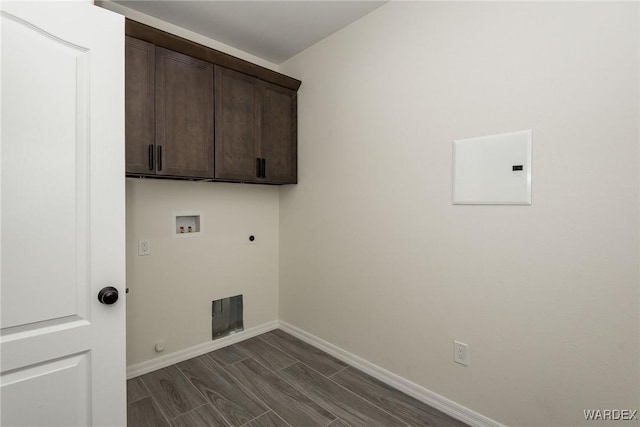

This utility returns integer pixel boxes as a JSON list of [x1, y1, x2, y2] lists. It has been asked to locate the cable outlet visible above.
[[138, 239, 151, 256], [454, 341, 468, 366]]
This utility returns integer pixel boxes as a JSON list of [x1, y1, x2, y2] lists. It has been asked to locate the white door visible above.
[[0, 2, 125, 426]]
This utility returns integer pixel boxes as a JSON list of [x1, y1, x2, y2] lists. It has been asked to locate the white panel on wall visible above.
[[453, 130, 532, 205]]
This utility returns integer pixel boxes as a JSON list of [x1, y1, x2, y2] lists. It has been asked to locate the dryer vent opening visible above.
[[212, 295, 244, 340]]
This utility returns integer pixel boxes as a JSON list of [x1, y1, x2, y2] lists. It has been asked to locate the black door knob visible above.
[[98, 286, 119, 305]]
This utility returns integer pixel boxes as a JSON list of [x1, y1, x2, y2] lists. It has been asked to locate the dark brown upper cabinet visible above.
[[125, 36, 155, 175], [125, 20, 300, 184], [155, 47, 214, 178], [215, 66, 297, 184]]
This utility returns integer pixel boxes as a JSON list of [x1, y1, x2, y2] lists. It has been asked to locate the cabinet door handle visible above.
[[148, 144, 154, 170], [157, 146, 163, 171], [261, 158, 266, 178], [256, 157, 262, 178]]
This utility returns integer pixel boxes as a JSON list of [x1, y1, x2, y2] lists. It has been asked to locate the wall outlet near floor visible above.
[[138, 239, 151, 256], [454, 340, 468, 366]]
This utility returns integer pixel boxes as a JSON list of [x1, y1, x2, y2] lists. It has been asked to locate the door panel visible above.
[[1, 353, 90, 426], [156, 47, 214, 178], [261, 83, 297, 184], [214, 65, 260, 181], [126, 36, 155, 175], [1, 9, 88, 329], [0, 3, 125, 426]]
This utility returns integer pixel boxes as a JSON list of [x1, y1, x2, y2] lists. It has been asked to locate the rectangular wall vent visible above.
[[212, 295, 243, 340]]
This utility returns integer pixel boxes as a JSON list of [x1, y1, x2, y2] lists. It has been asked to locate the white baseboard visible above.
[[126, 320, 278, 379], [278, 320, 505, 427]]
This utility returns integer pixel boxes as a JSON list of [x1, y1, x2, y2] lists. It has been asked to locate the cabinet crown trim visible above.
[[125, 19, 301, 91]]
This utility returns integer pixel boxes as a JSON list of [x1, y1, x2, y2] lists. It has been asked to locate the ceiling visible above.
[[113, 1, 387, 64]]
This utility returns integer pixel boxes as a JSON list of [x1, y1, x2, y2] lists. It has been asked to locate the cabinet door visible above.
[[156, 47, 214, 178], [261, 83, 297, 184], [214, 65, 260, 182], [125, 36, 155, 175]]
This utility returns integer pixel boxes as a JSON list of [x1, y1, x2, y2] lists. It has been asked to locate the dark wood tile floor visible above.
[[127, 329, 468, 427]]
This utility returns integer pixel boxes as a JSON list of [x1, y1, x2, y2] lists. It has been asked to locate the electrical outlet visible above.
[[138, 239, 151, 256], [454, 341, 468, 366]]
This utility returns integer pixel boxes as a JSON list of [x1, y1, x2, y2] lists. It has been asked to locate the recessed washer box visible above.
[[173, 211, 203, 238], [453, 130, 532, 205]]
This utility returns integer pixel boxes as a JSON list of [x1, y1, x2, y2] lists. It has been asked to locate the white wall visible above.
[[99, 2, 284, 366], [279, 3, 639, 427], [126, 180, 279, 365]]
